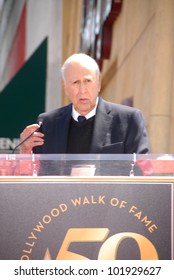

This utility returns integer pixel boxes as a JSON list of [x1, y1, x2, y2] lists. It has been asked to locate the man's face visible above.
[[62, 62, 101, 115]]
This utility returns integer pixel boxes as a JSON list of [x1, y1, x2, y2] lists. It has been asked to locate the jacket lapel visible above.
[[90, 98, 112, 153], [55, 104, 72, 153]]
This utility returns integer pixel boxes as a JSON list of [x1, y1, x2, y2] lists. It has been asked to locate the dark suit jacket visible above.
[[34, 97, 149, 154]]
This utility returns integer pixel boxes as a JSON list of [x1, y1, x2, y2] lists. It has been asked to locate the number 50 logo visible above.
[[44, 228, 158, 260]]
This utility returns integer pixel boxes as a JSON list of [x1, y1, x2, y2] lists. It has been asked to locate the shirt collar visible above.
[[72, 97, 99, 121]]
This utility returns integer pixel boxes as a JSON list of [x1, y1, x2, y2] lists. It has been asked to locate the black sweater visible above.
[[66, 116, 95, 153]]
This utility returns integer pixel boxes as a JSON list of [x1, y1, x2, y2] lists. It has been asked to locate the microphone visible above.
[[12, 121, 43, 154]]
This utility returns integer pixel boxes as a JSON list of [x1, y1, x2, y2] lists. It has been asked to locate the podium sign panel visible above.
[[0, 177, 172, 260]]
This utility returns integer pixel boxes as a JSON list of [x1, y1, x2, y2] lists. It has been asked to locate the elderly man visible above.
[[20, 53, 149, 154]]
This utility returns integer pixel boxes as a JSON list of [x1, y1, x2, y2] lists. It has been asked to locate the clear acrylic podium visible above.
[[0, 154, 173, 260], [0, 153, 174, 177]]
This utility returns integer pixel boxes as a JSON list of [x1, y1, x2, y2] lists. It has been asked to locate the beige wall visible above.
[[62, 0, 174, 153], [102, 0, 174, 153]]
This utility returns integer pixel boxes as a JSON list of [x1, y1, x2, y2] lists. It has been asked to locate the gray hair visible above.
[[61, 53, 100, 82]]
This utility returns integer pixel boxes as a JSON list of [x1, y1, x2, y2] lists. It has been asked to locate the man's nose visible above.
[[79, 82, 86, 93]]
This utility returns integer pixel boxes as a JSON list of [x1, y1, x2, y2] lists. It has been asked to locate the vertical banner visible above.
[[0, 39, 47, 153]]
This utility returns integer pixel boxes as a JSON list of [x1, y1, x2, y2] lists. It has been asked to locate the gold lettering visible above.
[[110, 198, 119, 206], [42, 215, 52, 224], [21, 203, 68, 259], [71, 197, 81, 206], [98, 232, 159, 260], [22, 248, 32, 254], [71, 196, 105, 206], [57, 228, 109, 260], [134, 211, 142, 219], [91, 195, 97, 204], [110, 198, 127, 208], [148, 224, 158, 233], [59, 203, 68, 212], [28, 232, 37, 239], [51, 204, 68, 216], [98, 195, 105, 204], [51, 208, 60, 217], [25, 242, 35, 247], [128, 207, 157, 233], [141, 216, 152, 226], [119, 200, 127, 208], [83, 196, 90, 204], [33, 222, 44, 232], [129, 205, 137, 213], [21, 255, 29, 260]]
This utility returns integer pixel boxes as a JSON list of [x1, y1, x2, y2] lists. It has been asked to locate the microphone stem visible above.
[[12, 124, 42, 154]]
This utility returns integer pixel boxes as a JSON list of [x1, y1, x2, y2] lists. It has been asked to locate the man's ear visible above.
[[61, 79, 70, 101], [61, 79, 65, 89], [61, 79, 66, 97]]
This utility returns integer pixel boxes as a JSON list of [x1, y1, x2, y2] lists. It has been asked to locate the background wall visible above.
[[99, 0, 174, 153]]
